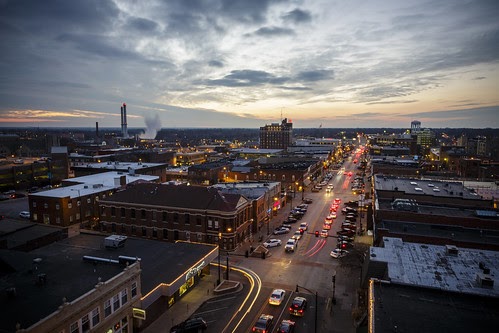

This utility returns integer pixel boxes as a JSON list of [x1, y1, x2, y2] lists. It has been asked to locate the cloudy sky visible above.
[[0, 0, 498, 129]]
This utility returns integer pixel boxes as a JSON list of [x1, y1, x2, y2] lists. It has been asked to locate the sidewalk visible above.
[[141, 272, 219, 333]]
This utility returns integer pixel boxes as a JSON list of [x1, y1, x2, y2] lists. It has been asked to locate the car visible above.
[[292, 230, 302, 241], [170, 317, 207, 333], [273, 227, 290, 235], [285, 239, 298, 252], [299, 222, 309, 231], [297, 203, 308, 209], [263, 239, 282, 248], [252, 314, 273, 333], [269, 289, 286, 305], [19, 211, 30, 219], [280, 223, 292, 229], [328, 213, 337, 219], [322, 223, 331, 230], [303, 198, 313, 204], [320, 229, 329, 238], [330, 248, 349, 258], [276, 319, 295, 333], [337, 229, 355, 237], [337, 235, 354, 242], [289, 296, 307, 317], [338, 241, 353, 249], [286, 217, 298, 224], [344, 200, 359, 207], [334, 198, 341, 204]]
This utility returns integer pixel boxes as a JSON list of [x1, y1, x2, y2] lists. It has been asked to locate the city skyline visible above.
[[0, 0, 498, 129]]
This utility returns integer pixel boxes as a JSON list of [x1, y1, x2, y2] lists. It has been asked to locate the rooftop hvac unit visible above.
[[476, 273, 494, 288], [445, 245, 459, 256]]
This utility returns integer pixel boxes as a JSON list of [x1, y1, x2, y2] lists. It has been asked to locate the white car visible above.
[[330, 248, 349, 258], [299, 222, 309, 231], [19, 211, 30, 219], [263, 239, 282, 248], [269, 288, 286, 305], [274, 227, 290, 235], [292, 230, 302, 241], [285, 239, 298, 252], [320, 229, 329, 238]]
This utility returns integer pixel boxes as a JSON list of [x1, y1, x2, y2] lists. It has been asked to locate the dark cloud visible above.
[[296, 70, 334, 82], [202, 70, 289, 87], [56, 34, 140, 60], [0, 0, 119, 34], [281, 8, 312, 24], [251, 26, 295, 37], [128, 17, 159, 32], [208, 60, 224, 68]]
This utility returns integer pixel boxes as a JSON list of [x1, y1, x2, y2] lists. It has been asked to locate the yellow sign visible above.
[[132, 308, 146, 320]]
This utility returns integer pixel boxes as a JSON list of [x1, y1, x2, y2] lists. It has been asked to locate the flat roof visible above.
[[29, 183, 115, 199], [65, 171, 159, 186], [371, 280, 499, 333], [0, 233, 216, 331], [369, 237, 499, 297], [72, 161, 166, 170], [374, 175, 482, 199], [0, 220, 61, 249]]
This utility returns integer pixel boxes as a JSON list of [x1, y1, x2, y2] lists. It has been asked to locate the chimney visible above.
[[96, 122, 99, 138], [120, 104, 124, 136], [122, 102, 128, 138]]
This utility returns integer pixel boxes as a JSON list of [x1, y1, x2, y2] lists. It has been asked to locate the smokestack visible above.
[[122, 102, 128, 138], [120, 105, 124, 136], [96, 122, 99, 138]]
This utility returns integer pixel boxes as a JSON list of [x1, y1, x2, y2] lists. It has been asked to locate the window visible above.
[[152, 228, 157, 238], [44, 203, 48, 209], [142, 226, 146, 237], [111, 207, 116, 217], [131, 209, 136, 218], [95, 196, 99, 202], [162, 212, 167, 222], [214, 220, 219, 230], [113, 294, 120, 311], [56, 217, 61, 224], [184, 213, 190, 224], [68, 202, 72, 209], [121, 288, 128, 305], [208, 220, 213, 229], [131, 225, 136, 234], [56, 204, 60, 210], [131, 282, 137, 298], [69, 215, 73, 222], [163, 229, 168, 240], [33, 201, 37, 208], [196, 217, 202, 226], [104, 299, 112, 317], [92, 307, 100, 327], [81, 314, 90, 333], [70, 321, 79, 333], [152, 211, 157, 221], [141, 209, 146, 219], [77, 200, 81, 207], [87, 198, 91, 204], [121, 207, 125, 217], [173, 212, 179, 222]]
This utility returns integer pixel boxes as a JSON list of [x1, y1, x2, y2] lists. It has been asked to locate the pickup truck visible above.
[[285, 239, 297, 252]]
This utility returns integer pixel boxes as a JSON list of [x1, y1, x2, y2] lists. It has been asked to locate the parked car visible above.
[[289, 296, 307, 317], [252, 314, 273, 333], [263, 239, 282, 248], [337, 229, 355, 237], [330, 248, 349, 258], [269, 289, 286, 305], [274, 227, 290, 235], [170, 317, 207, 333], [303, 198, 313, 204], [19, 211, 30, 219], [276, 319, 295, 333]]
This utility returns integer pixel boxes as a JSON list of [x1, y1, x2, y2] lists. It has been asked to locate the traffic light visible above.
[[299, 229, 304, 235], [315, 231, 319, 237]]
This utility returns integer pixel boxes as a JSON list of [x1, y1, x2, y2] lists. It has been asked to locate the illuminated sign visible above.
[[132, 308, 146, 320], [186, 260, 205, 281]]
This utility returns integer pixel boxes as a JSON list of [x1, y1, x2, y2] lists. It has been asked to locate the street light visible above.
[[295, 284, 318, 333]]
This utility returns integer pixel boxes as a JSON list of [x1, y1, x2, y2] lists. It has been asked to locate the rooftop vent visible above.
[[476, 273, 494, 288], [445, 245, 459, 256]]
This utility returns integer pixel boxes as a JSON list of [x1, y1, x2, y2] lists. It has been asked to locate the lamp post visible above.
[[295, 284, 318, 333], [332, 270, 337, 305]]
